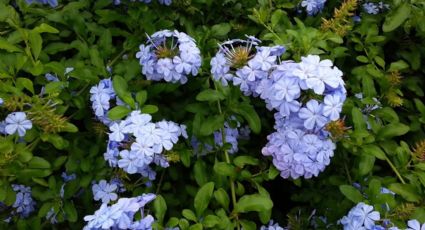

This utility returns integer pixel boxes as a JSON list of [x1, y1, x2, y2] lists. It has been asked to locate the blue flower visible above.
[[363, 3, 379, 14], [92, 180, 118, 204], [118, 150, 143, 174], [407, 219, 425, 230], [340, 202, 380, 230], [301, 0, 326, 16], [45, 73, 59, 82], [298, 100, 327, 130], [61, 172, 76, 182], [11, 184, 36, 218], [46, 208, 58, 224], [25, 0, 58, 7], [5, 112, 33, 137], [322, 94, 343, 121]]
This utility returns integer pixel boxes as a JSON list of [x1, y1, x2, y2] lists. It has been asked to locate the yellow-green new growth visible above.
[[321, 0, 358, 37]]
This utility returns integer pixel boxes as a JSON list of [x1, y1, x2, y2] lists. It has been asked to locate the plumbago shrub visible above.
[[1, 0, 425, 229]]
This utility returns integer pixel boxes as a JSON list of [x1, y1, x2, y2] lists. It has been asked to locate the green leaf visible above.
[[33, 23, 59, 34], [213, 161, 236, 178], [193, 160, 208, 186], [28, 157, 51, 169], [108, 105, 131, 120], [377, 123, 409, 140], [141, 105, 158, 114], [28, 31, 42, 60], [153, 195, 167, 223], [214, 188, 230, 209], [63, 201, 78, 222], [240, 220, 256, 230], [0, 38, 21, 52], [389, 60, 409, 71], [182, 209, 197, 222], [203, 215, 220, 228], [135, 90, 148, 106], [388, 183, 421, 202], [362, 145, 386, 160], [359, 153, 375, 176], [231, 103, 261, 134], [352, 107, 366, 130], [15, 78, 33, 94], [199, 114, 224, 136], [356, 55, 369, 63], [339, 185, 363, 203], [234, 155, 259, 168], [383, 3, 411, 32], [196, 89, 225, 102], [211, 23, 231, 37], [235, 194, 273, 213], [38, 202, 53, 218], [89, 47, 105, 73], [194, 182, 214, 217], [113, 75, 135, 109], [189, 223, 203, 230]]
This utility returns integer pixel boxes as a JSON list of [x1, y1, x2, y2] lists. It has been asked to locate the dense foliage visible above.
[[0, 0, 425, 229]]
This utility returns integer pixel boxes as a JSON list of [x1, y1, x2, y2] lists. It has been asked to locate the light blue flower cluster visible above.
[[212, 37, 346, 179], [114, 0, 172, 5], [262, 115, 336, 179], [90, 78, 125, 125], [301, 0, 327, 16], [340, 202, 425, 230], [2, 112, 33, 137], [11, 184, 36, 218], [104, 110, 188, 179], [136, 30, 201, 84], [363, 2, 389, 14], [83, 193, 156, 230], [25, 0, 58, 7]]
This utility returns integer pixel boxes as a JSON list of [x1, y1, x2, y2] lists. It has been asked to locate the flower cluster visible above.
[[25, 0, 58, 7], [104, 110, 187, 179], [262, 115, 336, 179], [84, 193, 156, 230], [363, 2, 389, 14], [212, 37, 345, 179], [136, 30, 201, 84], [1, 112, 33, 137], [301, 0, 327, 15], [11, 184, 36, 218], [340, 202, 425, 230], [113, 0, 172, 5]]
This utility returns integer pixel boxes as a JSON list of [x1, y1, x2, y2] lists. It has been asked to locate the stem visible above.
[[155, 169, 166, 194], [344, 161, 352, 185], [385, 156, 406, 184], [213, 81, 240, 230], [108, 49, 128, 67]]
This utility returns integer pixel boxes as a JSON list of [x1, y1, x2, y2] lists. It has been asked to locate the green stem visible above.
[[108, 49, 128, 67], [213, 81, 240, 230], [385, 156, 406, 184]]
